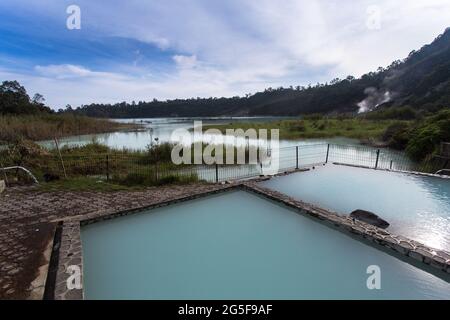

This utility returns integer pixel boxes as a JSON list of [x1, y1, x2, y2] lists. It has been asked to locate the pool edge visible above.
[[52, 181, 450, 300], [243, 183, 450, 277], [52, 184, 238, 300]]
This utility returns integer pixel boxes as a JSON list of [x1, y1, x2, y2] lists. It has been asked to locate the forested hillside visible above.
[[67, 28, 449, 118]]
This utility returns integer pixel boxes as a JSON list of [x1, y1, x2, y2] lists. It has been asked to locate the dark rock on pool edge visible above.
[[350, 209, 390, 229]]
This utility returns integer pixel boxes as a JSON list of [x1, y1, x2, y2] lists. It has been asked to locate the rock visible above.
[[349, 209, 390, 229], [0, 180, 5, 194], [43, 173, 60, 182]]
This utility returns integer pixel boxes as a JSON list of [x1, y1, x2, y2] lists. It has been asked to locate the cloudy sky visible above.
[[0, 0, 449, 109]]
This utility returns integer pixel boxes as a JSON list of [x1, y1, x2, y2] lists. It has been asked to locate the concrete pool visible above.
[[81, 189, 450, 300], [260, 164, 450, 251]]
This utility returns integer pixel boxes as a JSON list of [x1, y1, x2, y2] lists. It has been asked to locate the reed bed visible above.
[[0, 114, 135, 141]]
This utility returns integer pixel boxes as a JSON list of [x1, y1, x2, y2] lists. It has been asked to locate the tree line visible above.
[[0, 81, 52, 115]]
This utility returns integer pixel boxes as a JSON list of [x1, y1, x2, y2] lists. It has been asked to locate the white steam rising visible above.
[[357, 87, 392, 113]]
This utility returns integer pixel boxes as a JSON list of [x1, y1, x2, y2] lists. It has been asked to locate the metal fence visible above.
[[1, 143, 449, 185]]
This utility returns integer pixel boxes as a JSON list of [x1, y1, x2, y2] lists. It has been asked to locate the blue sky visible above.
[[0, 0, 449, 109]]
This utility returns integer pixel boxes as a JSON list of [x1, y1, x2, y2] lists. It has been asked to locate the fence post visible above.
[[54, 137, 67, 179], [325, 144, 330, 163], [106, 155, 110, 181], [296, 146, 299, 169], [375, 149, 380, 169], [215, 163, 219, 183], [389, 160, 393, 170], [0, 160, 9, 186]]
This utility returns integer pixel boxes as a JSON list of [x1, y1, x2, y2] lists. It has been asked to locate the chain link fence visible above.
[[1, 143, 449, 185]]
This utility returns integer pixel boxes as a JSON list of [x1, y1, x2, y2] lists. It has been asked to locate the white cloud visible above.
[[172, 55, 198, 69], [1, 0, 450, 108], [90, 0, 449, 78], [35, 64, 93, 79], [33, 64, 128, 81], [1, 63, 264, 108]]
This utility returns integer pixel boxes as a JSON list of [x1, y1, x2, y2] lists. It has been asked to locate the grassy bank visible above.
[[0, 114, 139, 142], [0, 141, 200, 189], [202, 118, 405, 140], [1, 139, 267, 189]]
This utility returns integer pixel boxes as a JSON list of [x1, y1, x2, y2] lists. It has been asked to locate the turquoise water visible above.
[[81, 190, 450, 299], [261, 165, 450, 251], [39, 117, 363, 152], [39, 117, 297, 150]]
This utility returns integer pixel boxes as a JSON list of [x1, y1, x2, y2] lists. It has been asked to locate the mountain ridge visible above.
[[65, 28, 450, 117]]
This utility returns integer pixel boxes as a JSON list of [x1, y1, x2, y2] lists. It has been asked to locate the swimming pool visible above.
[[81, 190, 450, 299], [260, 164, 450, 251]]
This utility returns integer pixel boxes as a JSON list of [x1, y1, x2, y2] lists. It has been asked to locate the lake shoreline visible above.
[[0, 114, 143, 143], [33, 117, 403, 153]]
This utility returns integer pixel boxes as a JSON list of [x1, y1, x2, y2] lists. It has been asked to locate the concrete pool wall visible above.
[[52, 184, 237, 299], [333, 162, 450, 180], [261, 163, 450, 252], [51, 175, 450, 299]]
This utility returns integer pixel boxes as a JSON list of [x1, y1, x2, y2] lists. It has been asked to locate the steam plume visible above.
[[357, 87, 391, 113]]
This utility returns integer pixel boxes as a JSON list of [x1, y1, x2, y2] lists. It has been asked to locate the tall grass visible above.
[[0, 114, 135, 142], [202, 118, 409, 140], [1, 140, 266, 187], [0, 141, 203, 186]]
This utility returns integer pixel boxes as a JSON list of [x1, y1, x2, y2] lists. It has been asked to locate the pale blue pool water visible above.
[[81, 190, 450, 299], [261, 165, 450, 251]]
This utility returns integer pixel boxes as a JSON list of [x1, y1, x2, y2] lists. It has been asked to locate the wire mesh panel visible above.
[[278, 146, 297, 170], [411, 155, 449, 174], [296, 144, 328, 167], [377, 149, 416, 172], [328, 144, 378, 168]]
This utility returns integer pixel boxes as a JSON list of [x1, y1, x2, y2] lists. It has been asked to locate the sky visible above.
[[0, 0, 449, 109]]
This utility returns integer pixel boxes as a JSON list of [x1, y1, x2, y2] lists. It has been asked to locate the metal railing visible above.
[[0, 166, 39, 184]]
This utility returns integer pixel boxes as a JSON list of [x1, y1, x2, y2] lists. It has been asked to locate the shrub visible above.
[[405, 109, 450, 160], [303, 113, 323, 121], [60, 141, 110, 155], [365, 106, 418, 120], [145, 142, 175, 163], [406, 124, 441, 160], [382, 122, 411, 149], [290, 121, 306, 132]]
